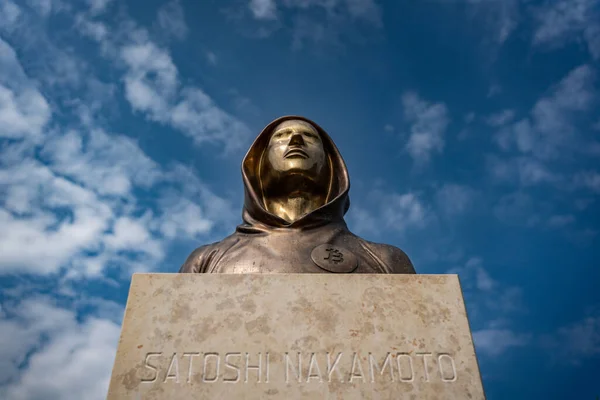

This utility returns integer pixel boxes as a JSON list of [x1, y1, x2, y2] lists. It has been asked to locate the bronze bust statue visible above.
[[179, 116, 415, 274]]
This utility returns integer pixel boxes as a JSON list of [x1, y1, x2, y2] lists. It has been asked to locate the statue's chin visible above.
[[280, 158, 315, 170], [262, 158, 327, 190], [274, 166, 319, 181]]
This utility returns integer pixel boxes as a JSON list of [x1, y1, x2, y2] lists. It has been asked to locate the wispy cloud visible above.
[[492, 191, 540, 227], [546, 214, 575, 228], [249, 0, 277, 20], [0, 85, 50, 140], [0, 0, 21, 32], [86, 0, 113, 16], [575, 171, 600, 193], [0, 39, 50, 141], [76, 4, 251, 152], [489, 65, 596, 192], [541, 309, 600, 365], [498, 65, 595, 160], [0, 296, 120, 400], [451, 0, 520, 45], [473, 328, 531, 356], [0, 10, 239, 279], [349, 189, 432, 237], [0, 160, 113, 275], [156, 0, 189, 40], [242, 0, 382, 48], [435, 184, 477, 216], [402, 92, 450, 165], [485, 109, 516, 127], [532, 0, 600, 59], [449, 257, 530, 356]]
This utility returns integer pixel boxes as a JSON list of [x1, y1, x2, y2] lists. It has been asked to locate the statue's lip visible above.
[[284, 148, 309, 159]]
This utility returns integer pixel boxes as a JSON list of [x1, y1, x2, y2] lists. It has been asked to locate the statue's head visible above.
[[263, 119, 328, 181], [242, 115, 350, 226]]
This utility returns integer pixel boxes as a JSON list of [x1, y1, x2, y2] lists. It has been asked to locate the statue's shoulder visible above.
[[178, 239, 223, 273], [179, 244, 214, 273], [179, 234, 240, 273], [357, 238, 416, 274]]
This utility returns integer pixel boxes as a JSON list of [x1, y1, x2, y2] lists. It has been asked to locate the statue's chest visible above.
[[211, 233, 380, 274]]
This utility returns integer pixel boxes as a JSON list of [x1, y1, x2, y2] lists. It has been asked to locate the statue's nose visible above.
[[288, 133, 305, 146]]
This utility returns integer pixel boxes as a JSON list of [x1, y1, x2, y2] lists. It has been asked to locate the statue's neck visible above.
[[265, 193, 326, 223], [262, 175, 327, 224]]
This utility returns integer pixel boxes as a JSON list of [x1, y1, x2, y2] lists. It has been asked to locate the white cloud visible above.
[[343, 0, 382, 24], [0, 297, 73, 385], [402, 92, 450, 165], [250, 0, 382, 25], [103, 215, 164, 262], [575, 171, 600, 192], [0, 139, 234, 277], [464, 111, 475, 124], [532, 0, 600, 59], [382, 192, 430, 231], [0, 200, 104, 273], [450, 257, 496, 292], [496, 65, 595, 161], [346, 205, 379, 236], [0, 136, 233, 277], [547, 214, 575, 228], [558, 315, 600, 360], [26, 0, 54, 16], [0, 160, 114, 275], [157, 0, 189, 40], [206, 51, 218, 65], [449, 257, 527, 342], [171, 88, 251, 150], [0, 37, 29, 87], [249, 0, 277, 20], [435, 184, 476, 216], [74, 14, 109, 41], [116, 36, 250, 151], [244, 0, 382, 48], [0, 0, 21, 32], [461, 0, 519, 44], [121, 41, 178, 118], [473, 329, 530, 356], [349, 189, 432, 236], [155, 196, 214, 239], [485, 109, 515, 127], [492, 191, 539, 227], [0, 85, 50, 140], [0, 35, 236, 278], [487, 155, 560, 187], [516, 157, 558, 186], [490, 65, 597, 191], [41, 129, 161, 197], [0, 297, 120, 400], [487, 83, 502, 98], [532, 65, 594, 142], [542, 310, 600, 365], [86, 0, 113, 15]]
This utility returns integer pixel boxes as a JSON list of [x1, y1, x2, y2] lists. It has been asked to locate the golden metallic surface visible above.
[[262, 120, 329, 223], [179, 116, 415, 274]]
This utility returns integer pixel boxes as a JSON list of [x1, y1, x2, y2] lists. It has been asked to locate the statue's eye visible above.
[[304, 131, 319, 140]]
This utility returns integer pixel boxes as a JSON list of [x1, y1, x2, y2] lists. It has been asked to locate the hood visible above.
[[238, 115, 350, 232]]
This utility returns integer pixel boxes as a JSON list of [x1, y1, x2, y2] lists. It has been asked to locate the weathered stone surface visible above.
[[107, 274, 485, 399]]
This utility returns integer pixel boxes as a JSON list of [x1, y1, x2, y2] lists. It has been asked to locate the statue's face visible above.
[[266, 120, 326, 177]]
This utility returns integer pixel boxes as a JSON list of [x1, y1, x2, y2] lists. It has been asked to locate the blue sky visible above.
[[0, 0, 599, 398]]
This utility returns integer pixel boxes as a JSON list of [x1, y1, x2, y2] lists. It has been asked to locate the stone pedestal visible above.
[[107, 274, 485, 399]]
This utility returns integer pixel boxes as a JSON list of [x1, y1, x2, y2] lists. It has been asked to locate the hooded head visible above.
[[240, 116, 350, 230]]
